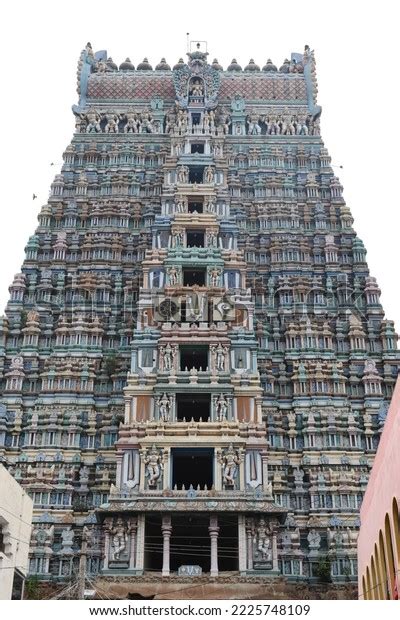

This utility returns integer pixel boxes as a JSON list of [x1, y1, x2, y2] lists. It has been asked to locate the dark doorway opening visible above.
[[171, 448, 214, 489], [191, 143, 205, 154], [186, 230, 205, 247], [183, 269, 206, 286], [188, 165, 205, 183], [188, 201, 203, 214], [176, 393, 211, 421], [144, 514, 163, 572], [180, 346, 208, 371], [218, 515, 239, 571], [170, 514, 210, 573], [191, 113, 201, 126]]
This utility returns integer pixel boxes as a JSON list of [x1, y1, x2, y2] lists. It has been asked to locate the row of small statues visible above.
[[76, 106, 316, 137], [247, 111, 312, 136], [76, 109, 162, 134]]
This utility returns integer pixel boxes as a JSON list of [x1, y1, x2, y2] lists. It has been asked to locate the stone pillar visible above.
[[245, 518, 254, 570], [103, 530, 110, 570], [136, 515, 145, 572], [261, 450, 270, 494], [116, 452, 123, 489], [124, 399, 131, 424], [161, 514, 172, 576], [129, 519, 138, 570], [272, 530, 278, 572], [215, 450, 222, 491], [209, 515, 219, 577], [163, 447, 171, 489], [238, 515, 247, 573]]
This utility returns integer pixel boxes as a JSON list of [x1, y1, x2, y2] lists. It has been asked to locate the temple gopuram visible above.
[[0, 41, 398, 599]]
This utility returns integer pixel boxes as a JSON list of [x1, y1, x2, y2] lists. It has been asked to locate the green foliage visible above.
[[25, 575, 40, 600], [104, 354, 117, 376], [314, 556, 332, 582], [20, 310, 28, 329]]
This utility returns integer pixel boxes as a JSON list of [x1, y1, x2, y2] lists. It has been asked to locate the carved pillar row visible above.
[[162, 515, 172, 576], [209, 515, 219, 577]]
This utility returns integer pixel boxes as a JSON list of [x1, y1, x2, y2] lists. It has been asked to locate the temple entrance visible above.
[[171, 447, 214, 489], [144, 514, 163, 572], [170, 514, 210, 573], [176, 393, 211, 421], [218, 515, 239, 571]]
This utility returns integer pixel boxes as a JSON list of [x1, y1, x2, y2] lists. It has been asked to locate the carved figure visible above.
[[177, 109, 188, 132], [172, 229, 184, 247], [247, 110, 261, 135], [215, 393, 229, 421], [218, 108, 231, 134], [165, 108, 176, 133], [213, 343, 227, 371], [175, 196, 187, 213], [141, 109, 154, 133], [157, 393, 172, 421], [160, 343, 175, 371], [255, 518, 272, 561], [177, 166, 188, 184], [219, 443, 241, 485], [190, 79, 204, 96], [111, 518, 127, 560], [143, 446, 163, 487], [167, 266, 179, 285], [204, 166, 214, 184], [206, 230, 217, 247], [104, 113, 119, 133], [280, 109, 295, 135], [209, 267, 221, 286], [205, 197, 216, 213], [267, 113, 279, 135], [85, 109, 101, 133], [124, 111, 140, 133]]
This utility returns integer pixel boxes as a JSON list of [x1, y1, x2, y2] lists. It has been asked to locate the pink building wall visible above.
[[358, 376, 400, 598]]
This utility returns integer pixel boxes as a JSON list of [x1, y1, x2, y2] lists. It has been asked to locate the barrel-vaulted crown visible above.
[[73, 42, 321, 120]]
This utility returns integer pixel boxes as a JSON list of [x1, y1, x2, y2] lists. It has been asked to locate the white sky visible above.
[[1, 1, 399, 332]]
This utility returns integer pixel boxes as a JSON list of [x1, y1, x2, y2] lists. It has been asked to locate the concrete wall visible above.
[[0, 464, 33, 599], [358, 377, 400, 599]]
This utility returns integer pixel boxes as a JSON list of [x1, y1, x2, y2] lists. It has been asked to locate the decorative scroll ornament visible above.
[[173, 48, 221, 109]]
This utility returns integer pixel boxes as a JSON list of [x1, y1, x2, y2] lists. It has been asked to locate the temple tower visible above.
[[0, 41, 398, 591]]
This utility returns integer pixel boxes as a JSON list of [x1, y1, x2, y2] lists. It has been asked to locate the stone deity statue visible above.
[[111, 518, 127, 560], [143, 446, 163, 487], [215, 393, 229, 421], [255, 518, 272, 561], [157, 393, 172, 422], [219, 444, 242, 486]]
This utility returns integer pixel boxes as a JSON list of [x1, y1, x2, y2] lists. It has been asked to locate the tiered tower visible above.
[[0, 42, 398, 592]]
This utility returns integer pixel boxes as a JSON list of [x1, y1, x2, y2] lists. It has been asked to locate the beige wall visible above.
[[0, 464, 33, 600], [358, 377, 400, 599]]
